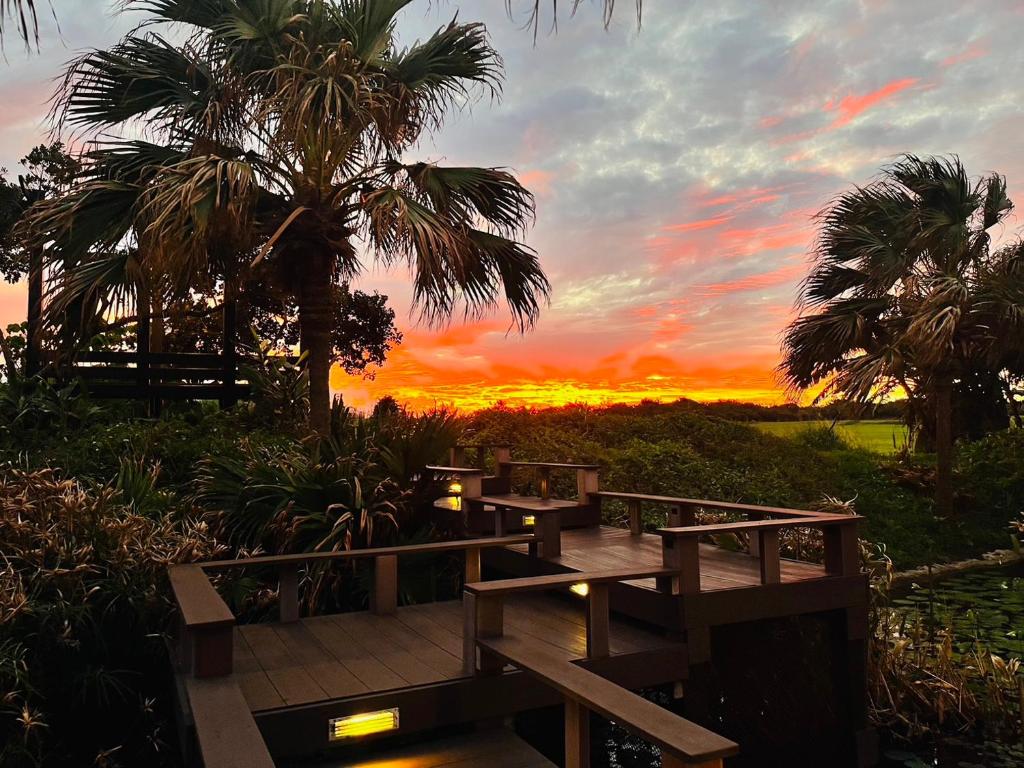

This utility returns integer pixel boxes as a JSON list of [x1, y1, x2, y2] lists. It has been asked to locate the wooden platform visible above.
[[234, 593, 678, 713], [504, 526, 826, 591], [310, 727, 555, 768]]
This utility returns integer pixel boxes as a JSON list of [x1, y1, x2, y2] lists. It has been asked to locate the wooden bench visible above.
[[477, 635, 738, 768]]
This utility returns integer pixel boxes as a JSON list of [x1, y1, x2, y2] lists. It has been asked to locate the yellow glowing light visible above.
[[448, 481, 463, 495], [329, 708, 400, 740], [521, 515, 536, 527], [570, 583, 589, 597]]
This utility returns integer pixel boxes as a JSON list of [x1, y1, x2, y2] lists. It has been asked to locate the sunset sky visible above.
[[2, 1, 1023, 411]]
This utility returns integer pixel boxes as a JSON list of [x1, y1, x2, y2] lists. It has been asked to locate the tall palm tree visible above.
[[28, 0, 552, 433], [781, 155, 1024, 515]]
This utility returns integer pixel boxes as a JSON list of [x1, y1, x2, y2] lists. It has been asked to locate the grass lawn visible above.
[[752, 419, 910, 454]]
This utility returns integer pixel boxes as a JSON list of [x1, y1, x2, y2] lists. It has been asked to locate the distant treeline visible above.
[[590, 398, 906, 423]]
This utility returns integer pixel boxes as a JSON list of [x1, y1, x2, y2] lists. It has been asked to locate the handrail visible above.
[[593, 490, 837, 535], [463, 567, 677, 670], [463, 567, 739, 767], [170, 536, 536, 680], [500, 461, 601, 470], [478, 635, 738, 768], [657, 515, 861, 590]]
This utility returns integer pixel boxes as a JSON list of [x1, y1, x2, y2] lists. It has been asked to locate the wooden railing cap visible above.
[[656, 514, 862, 537], [168, 564, 235, 629], [198, 535, 536, 570], [498, 461, 601, 470], [425, 465, 486, 474], [464, 566, 675, 596]]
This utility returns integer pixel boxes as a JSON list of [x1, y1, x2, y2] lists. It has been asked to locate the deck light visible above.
[[448, 481, 463, 495], [570, 583, 589, 597], [521, 515, 536, 527], [329, 708, 400, 740]]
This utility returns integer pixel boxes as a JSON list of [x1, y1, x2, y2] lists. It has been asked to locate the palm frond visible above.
[[0, 0, 40, 46]]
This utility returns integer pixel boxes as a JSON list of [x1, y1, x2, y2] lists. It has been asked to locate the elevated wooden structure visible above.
[[170, 447, 873, 768]]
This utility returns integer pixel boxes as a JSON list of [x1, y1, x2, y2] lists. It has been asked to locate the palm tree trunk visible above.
[[934, 377, 954, 516], [299, 251, 335, 435]]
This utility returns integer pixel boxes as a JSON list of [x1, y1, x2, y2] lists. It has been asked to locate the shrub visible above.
[[0, 467, 224, 768]]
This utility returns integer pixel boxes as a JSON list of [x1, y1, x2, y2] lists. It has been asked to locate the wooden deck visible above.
[[234, 593, 679, 713], [172, 460, 873, 767], [504, 526, 826, 591]]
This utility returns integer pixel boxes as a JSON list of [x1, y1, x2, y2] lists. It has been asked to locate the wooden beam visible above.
[[371, 555, 398, 615], [824, 520, 860, 577], [565, 698, 590, 768], [586, 584, 610, 660], [627, 499, 642, 535], [465, 546, 482, 584], [194, 625, 234, 678], [662, 535, 701, 594], [279, 562, 299, 623], [577, 468, 599, 505], [466, 593, 505, 676], [758, 528, 781, 585], [539, 509, 562, 559]]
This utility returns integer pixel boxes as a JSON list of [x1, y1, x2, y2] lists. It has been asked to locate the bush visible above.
[[0, 467, 224, 768]]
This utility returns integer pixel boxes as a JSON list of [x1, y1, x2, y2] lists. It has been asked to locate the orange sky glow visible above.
[[1, 2, 1021, 414]]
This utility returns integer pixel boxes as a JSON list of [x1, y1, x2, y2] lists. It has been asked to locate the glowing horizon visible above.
[[2, 2, 1021, 414]]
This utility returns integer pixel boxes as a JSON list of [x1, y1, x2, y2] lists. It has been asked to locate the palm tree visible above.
[[0, 0, 39, 45], [781, 155, 1024, 515], [28, 0, 552, 433]]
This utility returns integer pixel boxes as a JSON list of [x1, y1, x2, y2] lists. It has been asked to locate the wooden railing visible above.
[[169, 535, 536, 681], [464, 571, 740, 768], [656, 515, 862, 592], [54, 349, 249, 409], [594, 491, 837, 535]]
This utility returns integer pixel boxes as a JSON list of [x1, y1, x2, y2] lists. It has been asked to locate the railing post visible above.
[[668, 503, 695, 528], [661, 533, 700, 594], [585, 583, 610, 659], [449, 446, 467, 467], [824, 520, 860, 577], [461, 472, 482, 501], [465, 546, 481, 584], [538, 467, 551, 500], [746, 511, 765, 558], [628, 499, 643, 535], [539, 510, 562, 559], [193, 626, 234, 678], [565, 698, 591, 768], [493, 446, 511, 467], [279, 562, 299, 622], [464, 592, 504, 675], [577, 468, 599, 504], [371, 555, 398, 615], [758, 528, 781, 585]]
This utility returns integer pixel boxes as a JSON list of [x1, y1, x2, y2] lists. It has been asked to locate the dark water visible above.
[[880, 563, 1024, 768]]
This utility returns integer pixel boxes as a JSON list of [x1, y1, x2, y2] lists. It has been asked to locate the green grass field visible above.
[[752, 419, 910, 454]]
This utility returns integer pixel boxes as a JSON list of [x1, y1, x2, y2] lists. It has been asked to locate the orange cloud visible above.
[[825, 77, 919, 129], [696, 263, 806, 297], [517, 168, 555, 197], [941, 41, 988, 68], [662, 215, 732, 233]]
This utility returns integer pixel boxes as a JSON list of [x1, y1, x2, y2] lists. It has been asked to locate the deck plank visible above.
[[239, 624, 329, 706], [303, 615, 407, 694]]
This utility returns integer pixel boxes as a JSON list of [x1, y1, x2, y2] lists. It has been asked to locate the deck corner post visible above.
[[493, 446, 512, 467], [465, 546, 482, 584], [564, 698, 591, 768], [824, 520, 860, 577], [628, 499, 643, 535], [538, 467, 551, 500], [758, 528, 781, 585], [539, 510, 562, 559], [661, 533, 700, 594], [278, 562, 300, 622], [461, 473, 483, 501], [193, 625, 234, 678], [585, 583, 610, 659], [468, 593, 504, 676], [450, 445, 467, 468], [576, 468, 599, 504], [371, 554, 399, 615]]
